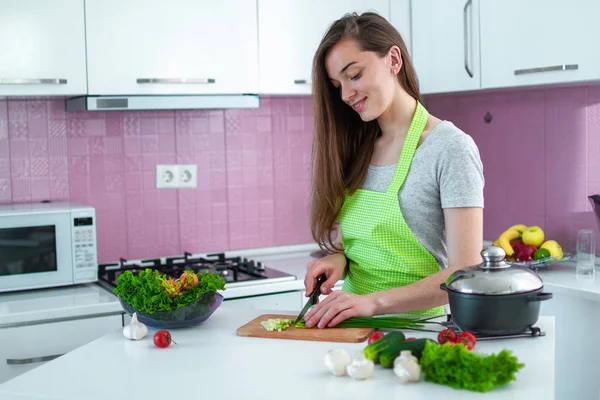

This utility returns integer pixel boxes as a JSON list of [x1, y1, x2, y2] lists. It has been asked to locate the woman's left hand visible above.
[[303, 291, 377, 328]]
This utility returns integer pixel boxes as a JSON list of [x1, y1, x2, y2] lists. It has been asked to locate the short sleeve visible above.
[[438, 134, 484, 209]]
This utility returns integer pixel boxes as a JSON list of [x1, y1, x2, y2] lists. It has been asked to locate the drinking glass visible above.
[[576, 229, 596, 276]]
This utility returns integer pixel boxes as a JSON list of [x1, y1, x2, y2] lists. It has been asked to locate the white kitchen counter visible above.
[[0, 284, 124, 328], [536, 262, 600, 303], [0, 307, 555, 400]]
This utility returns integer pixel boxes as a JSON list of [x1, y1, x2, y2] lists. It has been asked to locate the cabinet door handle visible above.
[[294, 79, 310, 84], [7, 354, 63, 365], [463, 0, 474, 78], [0, 78, 67, 85], [514, 64, 579, 75], [136, 78, 215, 84]]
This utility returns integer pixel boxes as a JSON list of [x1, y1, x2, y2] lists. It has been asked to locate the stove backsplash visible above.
[[427, 85, 600, 253], [0, 96, 314, 262]]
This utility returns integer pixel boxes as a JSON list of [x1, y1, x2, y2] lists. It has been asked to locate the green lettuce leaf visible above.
[[420, 341, 525, 392]]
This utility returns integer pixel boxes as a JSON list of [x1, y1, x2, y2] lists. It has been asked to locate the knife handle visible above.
[[311, 274, 327, 300]]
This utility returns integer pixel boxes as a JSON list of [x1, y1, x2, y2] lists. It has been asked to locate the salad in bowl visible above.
[[113, 268, 226, 328]]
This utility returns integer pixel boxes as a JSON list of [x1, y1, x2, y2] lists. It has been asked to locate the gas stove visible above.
[[445, 315, 545, 340], [97, 251, 296, 291]]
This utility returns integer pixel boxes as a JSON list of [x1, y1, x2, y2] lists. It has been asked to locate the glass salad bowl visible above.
[[118, 291, 224, 329]]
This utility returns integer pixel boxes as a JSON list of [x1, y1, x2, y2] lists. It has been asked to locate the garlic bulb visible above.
[[324, 348, 352, 376], [393, 350, 421, 383], [346, 356, 375, 380], [123, 313, 148, 341]]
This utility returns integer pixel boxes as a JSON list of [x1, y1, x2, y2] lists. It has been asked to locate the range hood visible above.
[[65, 94, 259, 112]]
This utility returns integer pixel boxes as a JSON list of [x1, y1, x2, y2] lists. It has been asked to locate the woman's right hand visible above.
[[304, 252, 347, 296]]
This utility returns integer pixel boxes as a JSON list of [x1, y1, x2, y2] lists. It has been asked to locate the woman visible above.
[[303, 12, 484, 329]]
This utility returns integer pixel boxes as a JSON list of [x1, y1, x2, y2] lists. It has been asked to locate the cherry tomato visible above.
[[405, 337, 417, 341], [367, 331, 385, 344], [457, 331, 477, 350], [153, 330, 175, 348], [179, 272, 199, 290], [437, 328, 457, 345]]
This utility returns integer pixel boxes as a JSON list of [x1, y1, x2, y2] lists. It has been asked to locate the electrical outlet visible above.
[[178, 164, 197, 188], [156, 164, 179, 189]]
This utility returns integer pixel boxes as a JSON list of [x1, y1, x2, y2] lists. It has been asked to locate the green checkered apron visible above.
[[339, 101, 445, 316]]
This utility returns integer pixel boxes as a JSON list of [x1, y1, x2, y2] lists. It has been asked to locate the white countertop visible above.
[[0, 307, 555, 400], [0, 284, 124, 328], [535, 262, 600, 302]]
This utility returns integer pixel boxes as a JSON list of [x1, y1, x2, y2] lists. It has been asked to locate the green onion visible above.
[[295, 315, 445, 332]]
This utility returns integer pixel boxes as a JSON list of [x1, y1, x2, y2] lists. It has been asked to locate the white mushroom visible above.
[[346, 356, 375, 380], [393, 350, 421, 383], [324, 348, 352, 376]]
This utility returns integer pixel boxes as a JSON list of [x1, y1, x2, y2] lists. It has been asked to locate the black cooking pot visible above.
[[441, 246, 553, 335]]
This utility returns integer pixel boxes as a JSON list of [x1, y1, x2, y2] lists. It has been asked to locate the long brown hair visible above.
[[310, 12, 420, 252]]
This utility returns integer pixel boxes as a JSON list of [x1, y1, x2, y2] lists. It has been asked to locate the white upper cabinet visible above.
[[85, 0, 258, 95], [258, 0, 390, 95], [480, 0, 600, 89], [390, 0, 412, 55], [0, 0, 87, 96], [411, 0, 481, 95]]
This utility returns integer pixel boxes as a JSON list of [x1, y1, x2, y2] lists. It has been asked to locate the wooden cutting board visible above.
[[236, 314, 374, 343]]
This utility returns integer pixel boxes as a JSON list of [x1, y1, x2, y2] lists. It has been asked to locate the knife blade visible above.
[[294, 274, 326, 324]]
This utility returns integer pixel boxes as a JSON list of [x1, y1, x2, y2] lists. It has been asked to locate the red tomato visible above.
[[153, 330, 175, 348], [180, 272, 199, 290], [405, 338, 417, 341], [437, 328, 457, 345], [367, 331, 385, 344], [457, 331, 477, 350]]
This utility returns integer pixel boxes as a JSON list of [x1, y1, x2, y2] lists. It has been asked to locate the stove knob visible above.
[[256, 262, 265, 271]]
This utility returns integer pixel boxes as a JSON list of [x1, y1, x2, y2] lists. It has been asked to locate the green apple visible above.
[[521, 226, 545, 247]]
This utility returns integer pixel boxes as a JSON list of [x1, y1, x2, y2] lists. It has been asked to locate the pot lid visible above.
[[444, 246, 544, 295]]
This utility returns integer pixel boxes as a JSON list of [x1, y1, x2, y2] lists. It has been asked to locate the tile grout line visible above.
[[173, 112, 181, 255], [6, 99, 13, 203], [120, 112, 130, 260], [44, 101, 50, 202], [270, 96, 277, 245], [585, 86, 589, 206], [222, 110, 231, 251]]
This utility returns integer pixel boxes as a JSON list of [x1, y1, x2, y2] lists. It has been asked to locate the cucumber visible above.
[[380, 338, 437, 368], [363, 331, 406, 363]]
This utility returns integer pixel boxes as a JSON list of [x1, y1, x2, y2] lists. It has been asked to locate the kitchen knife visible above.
[[294, 274, 326, 325]]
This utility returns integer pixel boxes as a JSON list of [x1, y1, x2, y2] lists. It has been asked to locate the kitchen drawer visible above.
[[0, 314, 123, 385]]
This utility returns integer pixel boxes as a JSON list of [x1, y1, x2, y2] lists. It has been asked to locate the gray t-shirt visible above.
[[361, 121, 484, 269]]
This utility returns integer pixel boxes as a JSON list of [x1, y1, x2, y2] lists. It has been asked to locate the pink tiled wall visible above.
[[0, 97, 314, 262], [426, 85, 600, 253], [4, 86, 598, 260]]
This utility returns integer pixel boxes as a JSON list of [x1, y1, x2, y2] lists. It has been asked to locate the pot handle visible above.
[[440, 283, 448, 291], [526, 292, 553, 302]]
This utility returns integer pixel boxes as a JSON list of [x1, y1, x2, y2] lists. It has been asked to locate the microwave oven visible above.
[[0, 202, 98, 293]]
